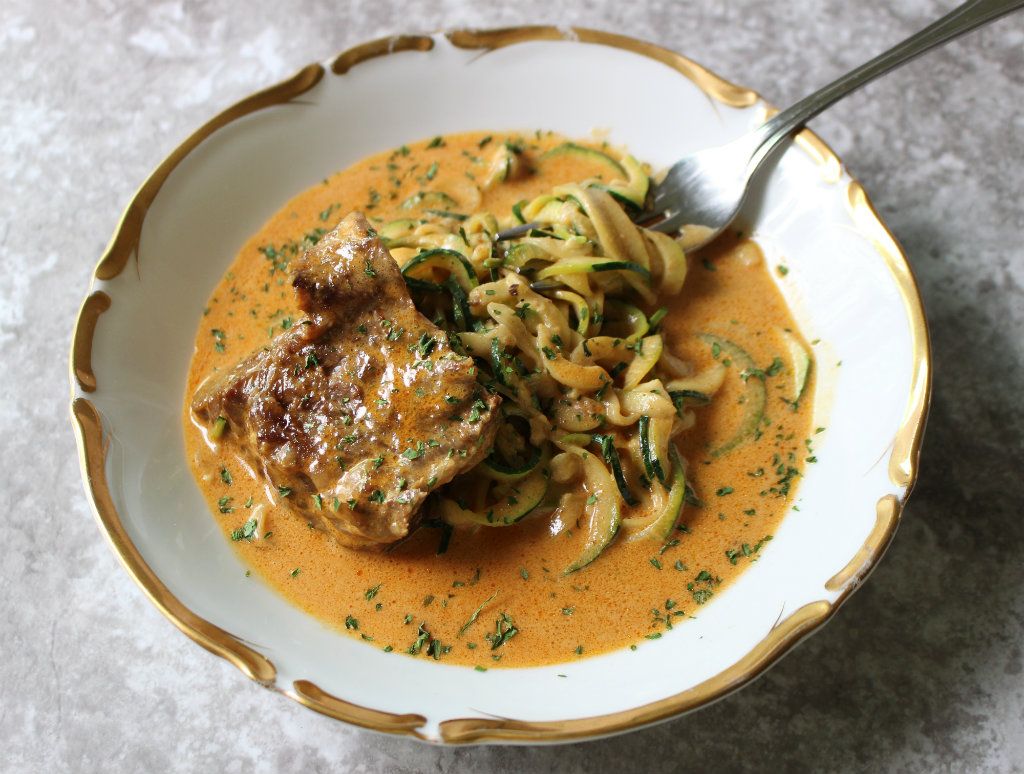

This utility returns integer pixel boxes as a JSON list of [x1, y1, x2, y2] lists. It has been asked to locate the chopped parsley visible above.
[[687, 569, 718, 604], [485, 612, 519, 650], [413, 332, 437, 358], [402, 442, 426, 460], [211, 329, 226, 352], [765, 357, 784, 377], [408, 623, 431, 655], [426, 637, 451, 661], [318, 203, 340, 222], [230, 516, 258, 541], [466, 398, 489, 424], [458, 591, 498, 637]]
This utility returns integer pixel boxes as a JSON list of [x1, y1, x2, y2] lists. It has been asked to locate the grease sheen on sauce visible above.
[[184, 131, 816, 668]]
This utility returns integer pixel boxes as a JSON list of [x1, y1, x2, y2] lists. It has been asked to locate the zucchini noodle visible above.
[[383, 142, 724, 569]]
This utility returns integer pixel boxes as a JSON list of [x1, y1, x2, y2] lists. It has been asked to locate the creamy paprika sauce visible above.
[[184, 131, 816, 668]]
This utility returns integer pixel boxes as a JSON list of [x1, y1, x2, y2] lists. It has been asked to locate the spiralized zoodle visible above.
[[382, 142, 728, 571]]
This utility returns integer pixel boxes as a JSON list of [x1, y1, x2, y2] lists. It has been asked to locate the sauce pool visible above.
[[184, 131, 816, 668]]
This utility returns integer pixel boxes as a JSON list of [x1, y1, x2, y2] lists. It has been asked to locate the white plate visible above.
[[70, 27, 930, 744]]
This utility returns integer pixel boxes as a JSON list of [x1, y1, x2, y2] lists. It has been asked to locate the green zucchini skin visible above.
[[439, 466, 550, 527], [379, 218, 418, 246], [670, 389, 712, 413], [541, 142, 626, 177], [490, 337, 512, 386], [633, 445, 688, 542], [594, 434, 639, 506], [585, 154, 650, 209], [424, 209, 468, 221], [401, 190, 458, 210], [698, 333, 767, 457], [564, 455, 622, 574], [480, 443, 542, 483], [779, 328, 812, 402], [602, 299, 649, 341], [503, 242, 548, 270], [401, 248, 478, 294], [511, 199, 527, 223], [540, 145, 650, 209], [446, 276, 472, 331], [638, 415, 666, 484], [535, 257, 651, 282]]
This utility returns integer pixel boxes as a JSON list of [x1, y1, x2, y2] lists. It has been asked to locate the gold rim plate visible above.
[[69, 26, 931, 744]]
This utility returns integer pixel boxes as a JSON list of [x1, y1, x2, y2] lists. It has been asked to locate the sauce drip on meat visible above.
[[191, 213, 500, 547], [184, 131, 816, 668]]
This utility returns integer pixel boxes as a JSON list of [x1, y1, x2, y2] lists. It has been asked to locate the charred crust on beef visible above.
[[192, 212, 501, 548]]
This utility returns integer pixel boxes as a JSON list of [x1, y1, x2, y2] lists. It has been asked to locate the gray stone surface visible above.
[[2, 0, 1022, 771]]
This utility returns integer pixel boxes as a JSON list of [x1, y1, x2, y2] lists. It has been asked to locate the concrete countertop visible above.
[[2, 1, 1022, 771]]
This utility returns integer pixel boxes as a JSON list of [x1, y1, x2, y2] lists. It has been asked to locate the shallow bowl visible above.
[[70, 27, 930, 744]]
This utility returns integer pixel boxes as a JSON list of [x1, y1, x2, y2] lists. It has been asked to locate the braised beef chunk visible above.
[[192, 213, 500, 547]]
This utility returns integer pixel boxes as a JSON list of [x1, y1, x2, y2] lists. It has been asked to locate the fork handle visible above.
[[751, 0, 1024, 166]]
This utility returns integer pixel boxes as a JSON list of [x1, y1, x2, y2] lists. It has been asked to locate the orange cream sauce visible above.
[[184, 131, 816, 668]]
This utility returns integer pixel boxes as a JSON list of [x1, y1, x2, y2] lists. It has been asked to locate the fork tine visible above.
[[647, 209, 688, 235], [529, 279, 565, 292], [494, 221, 540, 241], [651, 182, 686, 209], [495, 189, 675, 241], [631, 208, 664, 227]]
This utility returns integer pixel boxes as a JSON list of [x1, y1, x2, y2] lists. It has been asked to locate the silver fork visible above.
[[499, 0, 1024, 250]]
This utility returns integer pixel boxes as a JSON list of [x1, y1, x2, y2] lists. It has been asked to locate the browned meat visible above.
[[192, 213, 500, 547]]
